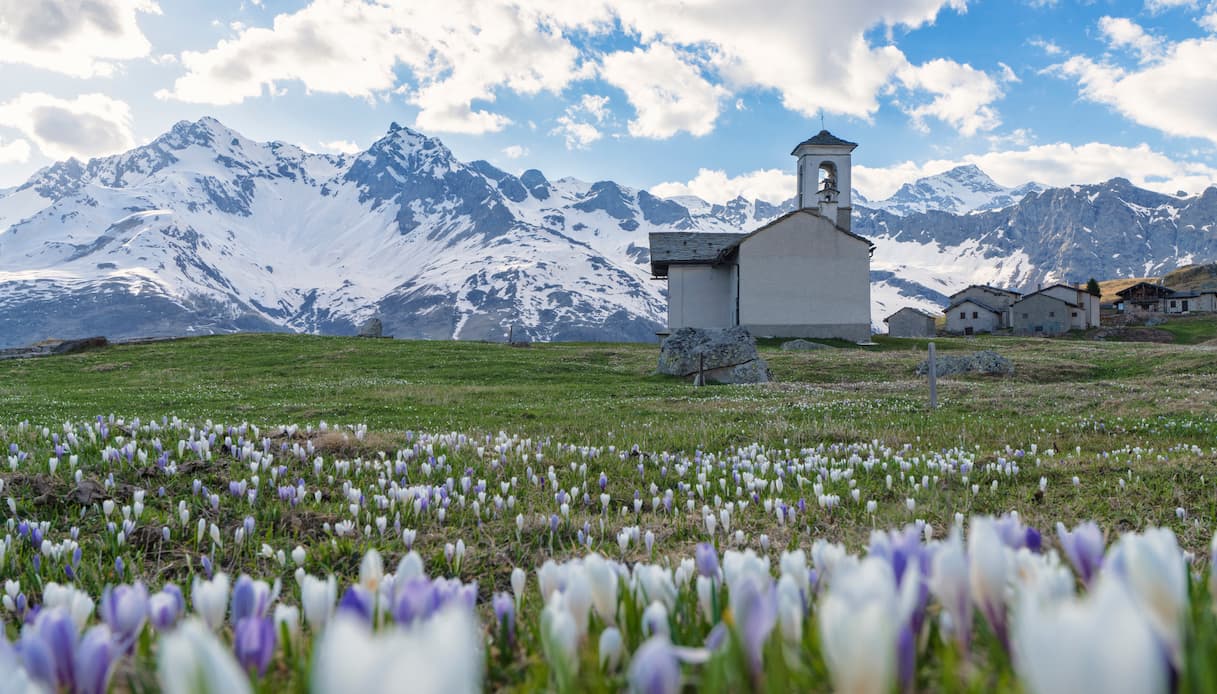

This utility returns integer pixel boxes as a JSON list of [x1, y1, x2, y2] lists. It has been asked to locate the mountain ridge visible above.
[[1, 117, 1216, 348]]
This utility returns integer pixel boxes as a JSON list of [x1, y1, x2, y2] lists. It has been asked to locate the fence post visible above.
[[927, 342, 938, 410]]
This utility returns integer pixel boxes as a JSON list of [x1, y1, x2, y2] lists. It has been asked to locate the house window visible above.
[[960, 311, 966, 319], [972, 311, 978, 319], [1048, 311, 1055, 317], [1022, 313, 1029, 319], [1072, 312, 1078, 317], [1035, 326, 1043, 333], [1170, 301, 1176, 308]]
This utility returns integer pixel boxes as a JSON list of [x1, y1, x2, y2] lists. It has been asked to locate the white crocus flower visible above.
[[192, 573, 230, 631], [1105, 527, 1187, 667], [540, 593, 579, 679], [311, 609, 483, 694], [359, 549, 384, 594], [599, 626, 624, 671], [1013, 579, 1166, 694], [818, 557, 912, 694], [929, 527, 971, 652], [968, 517, 1012, 649], [159, 618, 252, 694], [583, 553, 619, 625], [300, 574, 337, 633], [776, 573, 804, 646]]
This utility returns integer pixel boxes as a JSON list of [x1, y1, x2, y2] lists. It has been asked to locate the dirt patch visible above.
[[1090, 327, 1175, 343]]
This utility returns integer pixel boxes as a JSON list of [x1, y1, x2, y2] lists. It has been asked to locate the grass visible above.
[[5, 321, 1217, 691]]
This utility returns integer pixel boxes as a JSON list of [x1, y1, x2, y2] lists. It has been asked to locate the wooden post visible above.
[[695, 353, 705, 387], [927, 341, 938, 410], [508, 325, 513, 344]]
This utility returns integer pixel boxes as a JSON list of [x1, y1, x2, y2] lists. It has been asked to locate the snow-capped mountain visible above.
[[2, 117, 1215, 348], [0, 118, 783, 347], [858, 165, 1044, 216]]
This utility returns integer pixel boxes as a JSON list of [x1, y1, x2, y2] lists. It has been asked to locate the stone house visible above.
[[1012, 292, 1077, 335], [1165, 290, 1217, 314], [1029, 284, 1101, 328], [884, 307, 938, 337], [944, 285, 1021, 334], [650, 130, 874, 342]]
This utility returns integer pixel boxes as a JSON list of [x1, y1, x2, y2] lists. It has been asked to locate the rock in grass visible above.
[[781, 339, 832, 351], [357, 318, 383, 338], [916, 350, 1013, 377], [658, 327, 770, 384]]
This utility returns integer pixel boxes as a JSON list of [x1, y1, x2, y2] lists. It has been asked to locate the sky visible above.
[[3, 0, 1217, 204]]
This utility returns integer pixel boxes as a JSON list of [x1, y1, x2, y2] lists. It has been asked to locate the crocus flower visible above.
[[599, 627, 624, 671], [819, 558, 914, 694], [158, 618, 252, 694], [73, 625, 118, 694], [540, 595, 579, 679], [492, 592, 515, 644], [149, 585, 185, 632], [929, 528, 972, 653], [233, 616, 277, 676], [729, 574, 777, 679], [583, 553, 619, 625], [191, 573, 230, 631], [311, 610, 483, 694], [968, 517, 1011, 652], [628, 636, 681, 694], [300, 574, 337, 632], [1013, 579, 1166, 694], [694, 543, 719, 579], [776, 574, 803, 646], [230, 575, 277, 622], [100, 582, 149, 654], [337, 586, 374, 626], [42, 583, 95, 631], [1056, 522, 1104, 586], [0, 637, 42, 694], [1105, 527, 1187, 669]]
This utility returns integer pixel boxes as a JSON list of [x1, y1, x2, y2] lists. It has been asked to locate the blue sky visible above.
[[3, 0, 1217, 202]]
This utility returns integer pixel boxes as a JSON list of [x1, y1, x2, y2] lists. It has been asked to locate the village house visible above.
[[944, 285, 1021, 335], [1010, 284, 1101, 335], [1165, 291, 1217, 314], [884, 307, 938, 337], [1114, 282, 1173, 314], [650, 130, 874, 342]]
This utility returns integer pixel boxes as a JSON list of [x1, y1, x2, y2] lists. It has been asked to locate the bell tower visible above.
[[792, 129, 857, 232]]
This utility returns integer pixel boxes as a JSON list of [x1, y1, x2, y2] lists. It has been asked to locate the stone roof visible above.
[[946, 297, 1003, 315], [791, 130, 858, 154], [949, 284, 1021, 300], [1013, 293, 1078, 309], [883, 307, 939, 322], [648, 232, 746, 277]]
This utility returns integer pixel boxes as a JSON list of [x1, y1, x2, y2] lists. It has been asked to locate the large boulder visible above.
[[916, 350, 1013, 377], [357, 318, 383, 338], [781, 339, 832, 351], [658, 327, 770, 384]]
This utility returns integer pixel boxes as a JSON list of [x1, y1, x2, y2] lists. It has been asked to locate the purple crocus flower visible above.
[[492, 592, 515, 643], [1056, 521, 1105, 586], [100, 582, 149, 654], [336, 586, 374, 624], [627, 636, 681, 694], [694, 543, 719, 579], [18, 607, 79, 691], [233, 616, 277, 676], [74, 625, 118, 694], [731, 577, 777, 679], [230, 575, 274, 622], [392, 578, 436, 625], [149, 585, 185, 632]]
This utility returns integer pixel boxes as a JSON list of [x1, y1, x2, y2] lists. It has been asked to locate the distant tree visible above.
[[1086, 277, 1101, 296]]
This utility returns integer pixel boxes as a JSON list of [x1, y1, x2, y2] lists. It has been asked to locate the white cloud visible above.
[[599, 44, 726, 138], [0, 93, 134, 160], [1145, 0, 1196, 12], [1098, 16, 1163, 62], [161, 0, 999, 140], [0, 137, 32, 164], [160, 0, 582, 135], [898, 58, 1004, 135], [856, 141, 1217, 199], [550, 94, 613, 149], [1053, 29, 1217, 144], [0, 0, 161, 77], [650, 167, 795, 204], [501, 145, 529, 159], [1030, 38, 1064, 55], [318, 139, 360, 154]]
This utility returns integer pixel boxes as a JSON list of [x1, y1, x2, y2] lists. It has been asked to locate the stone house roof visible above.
[[945, 297, 1003, 314], [648, 232, 745, 277], [790, 130, 858, 153], [1014, 293, 1079, 309], [883, 307, 939, 322], [949, 284, 1022, 300]]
